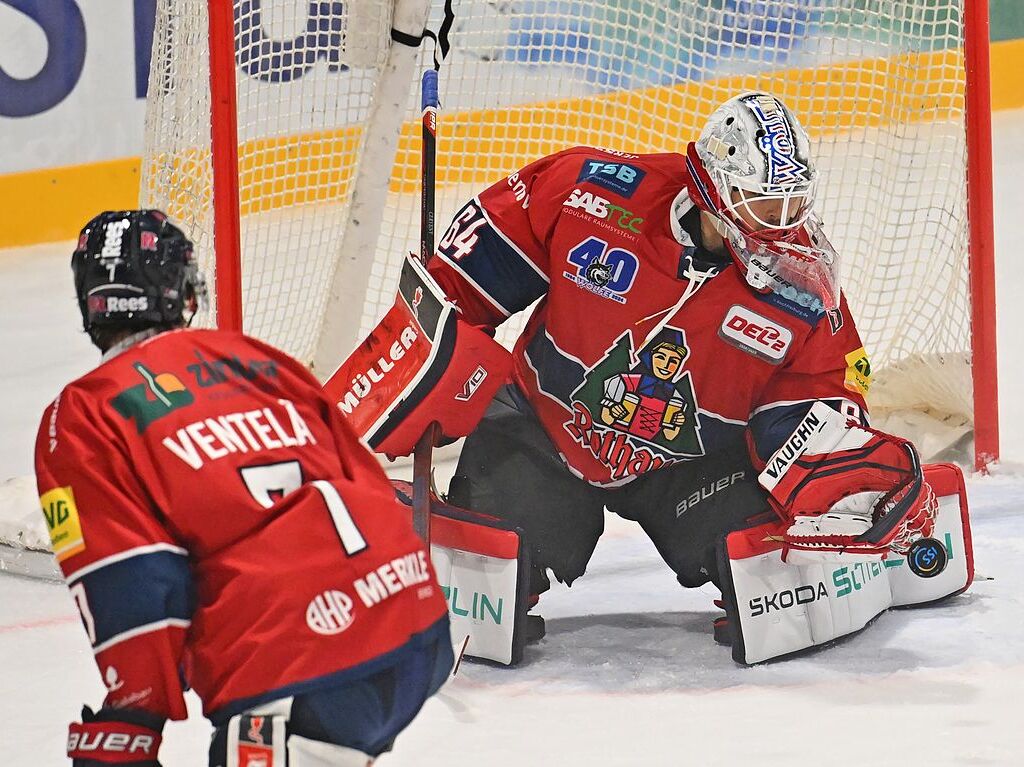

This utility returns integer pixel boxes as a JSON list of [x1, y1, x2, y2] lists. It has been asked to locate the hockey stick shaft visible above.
[[413, 68, 441, 547]]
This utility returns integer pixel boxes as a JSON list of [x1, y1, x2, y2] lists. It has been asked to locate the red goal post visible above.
[[140, 0, 998, 470]]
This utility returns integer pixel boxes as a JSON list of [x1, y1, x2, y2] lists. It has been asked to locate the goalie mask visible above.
[[72, 210, 207, 334], [688, 92, 840, 312]]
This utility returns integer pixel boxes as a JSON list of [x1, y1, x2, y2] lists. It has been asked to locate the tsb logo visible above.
[[719, 305, 792, 364]]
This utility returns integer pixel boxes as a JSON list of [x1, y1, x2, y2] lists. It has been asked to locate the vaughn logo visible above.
[[718, 305, 792, 364], [306, 589, 355, 635], [758, 406, 828, 491]]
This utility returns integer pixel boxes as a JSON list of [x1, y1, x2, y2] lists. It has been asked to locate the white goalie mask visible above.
[[695, 92, 817, 234], [687, 92, 840, 312]]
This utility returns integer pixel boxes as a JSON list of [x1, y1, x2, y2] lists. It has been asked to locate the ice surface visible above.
[[1, 110, 1023, 765]]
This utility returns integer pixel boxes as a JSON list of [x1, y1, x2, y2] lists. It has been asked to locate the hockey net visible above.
[[139, 0, 994, 465]]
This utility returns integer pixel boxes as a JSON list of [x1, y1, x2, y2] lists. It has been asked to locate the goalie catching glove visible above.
[[757, 401, 936, 563]]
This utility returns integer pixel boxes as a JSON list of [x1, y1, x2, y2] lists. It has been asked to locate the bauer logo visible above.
[[306, 589, 355, 635], [577, 159, 646, 198], [718, 305, 792, 364]]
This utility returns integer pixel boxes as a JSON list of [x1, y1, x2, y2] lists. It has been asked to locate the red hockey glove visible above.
[[67, 706, 164, 766], [757, 401, 936, 563]]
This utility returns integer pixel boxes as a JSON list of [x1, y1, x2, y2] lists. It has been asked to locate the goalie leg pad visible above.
[[394, 480, 533, 665], [718, 462, 973, 664]]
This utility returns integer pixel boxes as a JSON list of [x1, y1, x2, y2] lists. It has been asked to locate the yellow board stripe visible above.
[[3, 39, 1023, 249]]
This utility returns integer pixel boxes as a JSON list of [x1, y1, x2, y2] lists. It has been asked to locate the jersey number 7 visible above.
[[241, 461, 367, 556]]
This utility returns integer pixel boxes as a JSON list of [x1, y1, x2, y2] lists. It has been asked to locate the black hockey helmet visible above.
[[72, 210, 206, 335]]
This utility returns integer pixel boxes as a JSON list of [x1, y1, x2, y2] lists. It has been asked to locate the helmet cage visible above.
[[685, 149, 840, 312], [695, 92, 818, 236], [716, 169, 817, 234]]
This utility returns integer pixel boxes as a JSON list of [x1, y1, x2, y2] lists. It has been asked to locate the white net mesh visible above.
[[141, 0, 972, 435]]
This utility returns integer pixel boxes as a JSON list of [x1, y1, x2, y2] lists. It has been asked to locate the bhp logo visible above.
[[719, 305, 792, 363]]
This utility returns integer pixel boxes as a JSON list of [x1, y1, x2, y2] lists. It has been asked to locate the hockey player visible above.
[[424, 92, 940, 635], [35, 210, 453, 766]]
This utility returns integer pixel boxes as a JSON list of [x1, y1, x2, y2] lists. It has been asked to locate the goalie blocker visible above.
[[324, 253, 512, 458]]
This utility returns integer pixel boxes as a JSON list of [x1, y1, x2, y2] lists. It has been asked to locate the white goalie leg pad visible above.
[[392, 480, 532, 666], [887, 463, 973, 607], [719, 463, 973, 664], [429, 510, 531, 666], [287, 735, 372, 767]]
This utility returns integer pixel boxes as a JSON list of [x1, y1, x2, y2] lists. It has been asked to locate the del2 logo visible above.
[[718, 305, 793, 364]]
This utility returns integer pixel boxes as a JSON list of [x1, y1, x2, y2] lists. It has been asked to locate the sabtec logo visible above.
[[718, 305, 793, 364], [749, 581, 828, 617], [562, 188, 644, 234]]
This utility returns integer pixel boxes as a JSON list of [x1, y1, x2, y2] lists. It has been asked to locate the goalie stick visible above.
[[412, 63, 441, 546]]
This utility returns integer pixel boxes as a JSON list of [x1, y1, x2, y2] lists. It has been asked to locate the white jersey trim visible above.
[[67, 543, 189, 584], [698, 407, 748, 426], [93, 618, 192, 654]]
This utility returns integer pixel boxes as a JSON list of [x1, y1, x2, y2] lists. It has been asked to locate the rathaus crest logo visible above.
[[564, 326, 705, 481]]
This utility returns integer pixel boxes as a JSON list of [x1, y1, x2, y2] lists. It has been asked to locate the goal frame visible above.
[[200, 0, 998, 471]]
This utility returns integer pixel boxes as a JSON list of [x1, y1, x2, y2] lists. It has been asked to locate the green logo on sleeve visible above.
[[111, 363, 194, 433]]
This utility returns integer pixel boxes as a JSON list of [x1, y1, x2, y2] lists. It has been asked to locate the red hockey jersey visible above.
[[34, 329, 449, 722], [428, 147, 870, 486]]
